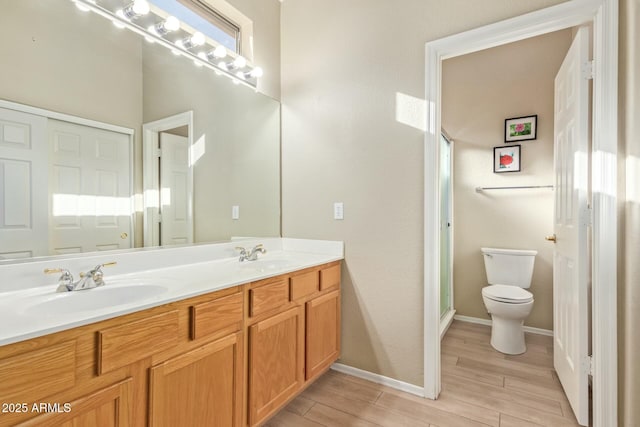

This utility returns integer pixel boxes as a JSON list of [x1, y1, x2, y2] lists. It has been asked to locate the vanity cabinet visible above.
[[149, 332, 243, 427], [305, 290, 341, 381], [248, 307, 304, 426], [16, 378, 132, 427], [0, 261, 341, 427], [246, 262, 341, 426]]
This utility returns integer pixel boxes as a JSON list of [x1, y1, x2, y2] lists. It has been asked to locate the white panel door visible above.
[[553, 26, 590, 426], [49, 119, 132, 254], [160, 133, 192, 245], [0, 108, 48, 259]]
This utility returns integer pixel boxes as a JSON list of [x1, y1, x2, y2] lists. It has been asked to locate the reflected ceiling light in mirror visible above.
[[120, 0, 150, 19], [149, 15, 180, 35], [220, 55, 246, 72], [213, 45, 227, 58], [176, 32, 205, 50], [202, 45, 227, 62], [73, 0, 263, 88], [237, 67, 264, 80], [115, 0, 150, 28]]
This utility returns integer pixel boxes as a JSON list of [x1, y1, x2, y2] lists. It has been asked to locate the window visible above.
[[149, 0, 240, 53]]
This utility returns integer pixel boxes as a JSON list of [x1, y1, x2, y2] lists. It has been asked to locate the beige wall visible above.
[[442, 30, 572, 331], [281, 0, 568, 386], [226, 0, 281, 100], [619, 0, 639, 424]]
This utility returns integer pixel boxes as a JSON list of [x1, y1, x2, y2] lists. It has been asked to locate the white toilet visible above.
[[481, 247, 537, 355]]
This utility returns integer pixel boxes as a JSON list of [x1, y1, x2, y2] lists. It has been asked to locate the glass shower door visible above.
[[440, 134, 452, 318]]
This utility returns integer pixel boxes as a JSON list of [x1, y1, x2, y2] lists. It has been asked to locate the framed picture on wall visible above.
[[494, 145, 521, 173], [505, 115, 537, 142]]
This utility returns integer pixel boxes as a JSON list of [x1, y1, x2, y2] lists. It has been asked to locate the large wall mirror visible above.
[[0, 0, 280, 263]]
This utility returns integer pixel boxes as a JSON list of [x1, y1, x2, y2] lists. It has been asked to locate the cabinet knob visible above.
[[545, 234, 557, 243]]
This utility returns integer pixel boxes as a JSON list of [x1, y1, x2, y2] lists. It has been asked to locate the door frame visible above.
[[142, 111, 194, 247], [423, 1, 618, 426]]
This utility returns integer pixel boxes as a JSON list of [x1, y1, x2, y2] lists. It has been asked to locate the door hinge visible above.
[[154, 148, 162, 157], [582, 60, 594, 80], [156, 213, 162, 223], [582, 205, 593, 227], [584, 355, 594, 377]]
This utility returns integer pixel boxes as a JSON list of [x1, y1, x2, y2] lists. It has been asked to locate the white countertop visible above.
[[0, 239, 343, 347]]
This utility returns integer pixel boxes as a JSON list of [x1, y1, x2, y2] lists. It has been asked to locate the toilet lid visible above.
[[482, 285, 533, 303]]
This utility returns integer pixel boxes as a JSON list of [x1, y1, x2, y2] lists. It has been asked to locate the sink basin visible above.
[[24, 283, 169, 315]]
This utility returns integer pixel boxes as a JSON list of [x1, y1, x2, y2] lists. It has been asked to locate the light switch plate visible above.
[[232, 205, 240, 220], [333, 202, 344, 220]]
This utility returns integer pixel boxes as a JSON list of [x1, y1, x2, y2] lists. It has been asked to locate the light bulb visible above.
[[151, 16, 180, 35], [164, 16, 180, 32], [233, 56, 247, 69], [191, 32, 205, 47], [249, 67, 264, 78], [197, 52, 208, 61], [218, 61, 228, 70], [132, 0, 150, 15], [235, 71, 245, 80], [213, 45, 227, 58]]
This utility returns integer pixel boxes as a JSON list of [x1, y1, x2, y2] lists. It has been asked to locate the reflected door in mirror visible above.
[[0, 108, 48, 259], [160, 132, 191, 245], [49, 119, 133, 255]]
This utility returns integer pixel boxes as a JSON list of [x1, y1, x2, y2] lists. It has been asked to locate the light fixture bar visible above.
[[73, 0, 259, 89]]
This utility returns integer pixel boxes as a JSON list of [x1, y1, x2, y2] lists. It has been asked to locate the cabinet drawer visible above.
[[320, 264, 341, 291], [249, 278, 289, 317], [290, 270, 319, 300], [98, 311, 179, 374], [0, 341, 76, 404], [191, 292, 243, 340]]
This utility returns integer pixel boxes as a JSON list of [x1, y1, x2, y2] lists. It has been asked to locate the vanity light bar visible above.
[[72, 0, 261, 89]]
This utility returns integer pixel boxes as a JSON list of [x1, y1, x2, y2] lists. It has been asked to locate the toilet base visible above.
[[489, 316, 526, 355]]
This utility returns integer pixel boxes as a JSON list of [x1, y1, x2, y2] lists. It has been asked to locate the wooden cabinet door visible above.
[[248, 306, 304, 426], [149, 333, 243, 427], [306, 290, 341, 381], [16, 378, 132, 427]]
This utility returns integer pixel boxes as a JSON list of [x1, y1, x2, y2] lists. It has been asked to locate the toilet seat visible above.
[[482, 285, 533, 304]]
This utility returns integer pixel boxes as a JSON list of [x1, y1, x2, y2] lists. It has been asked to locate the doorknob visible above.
[[120, 232, 128, 239], [545, 234, 557, 243]]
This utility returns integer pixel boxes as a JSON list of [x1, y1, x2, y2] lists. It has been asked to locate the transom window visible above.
[[149, 0, 240, 53]]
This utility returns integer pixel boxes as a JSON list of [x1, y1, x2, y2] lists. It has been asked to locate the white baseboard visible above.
[[453, 314, 554, 337], [440, 309, 456, 339], [330, 363, 424, 397]]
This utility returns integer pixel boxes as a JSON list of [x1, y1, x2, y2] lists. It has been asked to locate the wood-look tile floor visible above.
[[266, 320, 580, 427]]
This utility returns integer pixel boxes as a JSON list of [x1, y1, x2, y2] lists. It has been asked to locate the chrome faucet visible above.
[[45, 262, 117, 292], [236, 244, 267, 262]]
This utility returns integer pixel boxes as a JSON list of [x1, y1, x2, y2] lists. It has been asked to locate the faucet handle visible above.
[[80, 262, 117, 279], [44, 268, 73, 279], [235, 246, 247, 253]]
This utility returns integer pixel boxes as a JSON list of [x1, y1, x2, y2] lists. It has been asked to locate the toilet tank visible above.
[[481, 247, 537, 288]]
